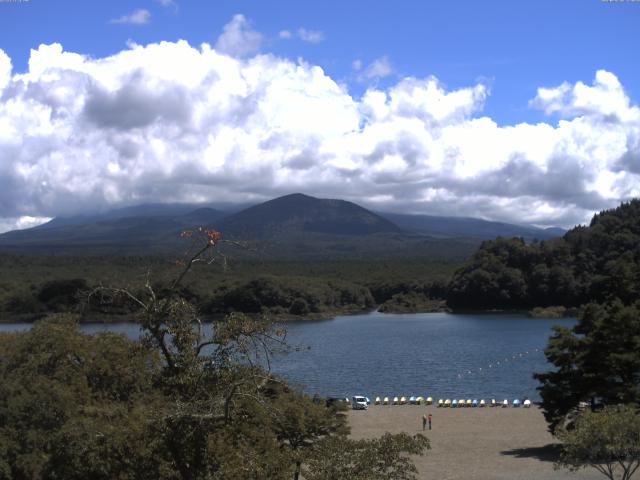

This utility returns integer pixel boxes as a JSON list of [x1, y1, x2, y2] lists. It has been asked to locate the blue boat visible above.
[[472, 399, 479, 407], [452, 399, 458, 407], [512, 399, 521, 407], [409, 396, 417, 404]]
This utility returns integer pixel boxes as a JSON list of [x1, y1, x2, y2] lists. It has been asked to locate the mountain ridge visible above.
[[0, 194, 565, 256]]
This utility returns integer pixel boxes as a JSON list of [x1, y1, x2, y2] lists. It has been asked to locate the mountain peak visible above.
[[218, 193, 401, 238]]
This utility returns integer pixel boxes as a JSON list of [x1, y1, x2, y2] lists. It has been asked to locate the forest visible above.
[[1, 199, 638, 323], [0, 254, 456, 322], [447, 199, 640, 311]]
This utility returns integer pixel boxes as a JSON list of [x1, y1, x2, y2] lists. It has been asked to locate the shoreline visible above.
[[0, 305, 577, 324]]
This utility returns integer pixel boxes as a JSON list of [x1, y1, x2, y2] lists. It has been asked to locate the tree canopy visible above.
[[534, 301, 640, 433], [555, 404, 640, 480], [448, 199, 640, 310], [0, 229, 430, 479]]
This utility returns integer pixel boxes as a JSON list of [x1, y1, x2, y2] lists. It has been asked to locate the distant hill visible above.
[[0, 193, 565, 259], [218, 193, 401, 238], [0, 205, 227, 253], [379, 212, 565, 241]]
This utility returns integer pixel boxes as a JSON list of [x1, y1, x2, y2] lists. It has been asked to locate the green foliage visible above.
[[303, 432, 430, 480], [555, 404, 640, 480], [535, 301, 640, 433], [448, 199, 640, 310], [0, 233, 433, 478], [0, 314, 162, 480], [0, 255, 458, 320]]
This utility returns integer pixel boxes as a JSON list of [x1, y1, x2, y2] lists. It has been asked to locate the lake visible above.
[[0, 311, 573, 401]]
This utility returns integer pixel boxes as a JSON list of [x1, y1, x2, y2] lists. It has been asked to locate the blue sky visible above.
[[2, 0, 638, 124], [0, 0, 639, 231]]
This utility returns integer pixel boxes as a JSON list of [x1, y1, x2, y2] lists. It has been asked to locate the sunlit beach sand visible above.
[[348, 405, 602, 480]]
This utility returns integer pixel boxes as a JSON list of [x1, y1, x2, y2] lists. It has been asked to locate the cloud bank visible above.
[[0, 24, 638, 232]]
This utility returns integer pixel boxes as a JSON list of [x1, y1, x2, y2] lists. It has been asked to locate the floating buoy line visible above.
[[454, 347, 543, 381]]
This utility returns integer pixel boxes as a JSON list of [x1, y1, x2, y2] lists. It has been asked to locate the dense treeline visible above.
[[0, 255, 457, 321], [448, 200, 640, 310]]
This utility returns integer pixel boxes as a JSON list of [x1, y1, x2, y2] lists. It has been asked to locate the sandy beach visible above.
[[348, 404, 602, 480]]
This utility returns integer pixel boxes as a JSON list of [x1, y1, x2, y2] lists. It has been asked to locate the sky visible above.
[[0, 0, 639, 232]]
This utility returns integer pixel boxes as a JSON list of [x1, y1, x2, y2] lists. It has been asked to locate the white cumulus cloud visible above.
[[362, 56, 393, 79], [110, 9, 151, 25], [0, 31, 638, 233], [215, 14, 263, 57]]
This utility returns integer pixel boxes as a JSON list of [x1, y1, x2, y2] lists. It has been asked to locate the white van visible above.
[[352, 395, 368, 410]]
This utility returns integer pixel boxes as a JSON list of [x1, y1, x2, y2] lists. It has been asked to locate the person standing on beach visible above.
[[428, 413, 432, 430], [422, 414, 427, 431]]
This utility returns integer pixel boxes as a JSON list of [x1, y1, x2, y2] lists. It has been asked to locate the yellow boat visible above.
[[426, 396, 433, 405], [444, 399, 451, 407], [458, 399, 465, 407], [437, 399, 444, 407], [466, 399, 472, 407]]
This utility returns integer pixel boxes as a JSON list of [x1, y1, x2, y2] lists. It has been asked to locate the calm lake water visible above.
[[0, 311, 574, 401]]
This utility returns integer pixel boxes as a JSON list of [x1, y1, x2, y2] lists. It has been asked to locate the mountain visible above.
[[0, 205, 227, 253], [379, 212, 565, 240], [217, 193, 401, 238], [0, 194, 565, 258]]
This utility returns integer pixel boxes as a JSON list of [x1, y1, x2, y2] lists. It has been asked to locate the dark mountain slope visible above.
[[217, 193, 402, 238], [380, 212, 564, 240]]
